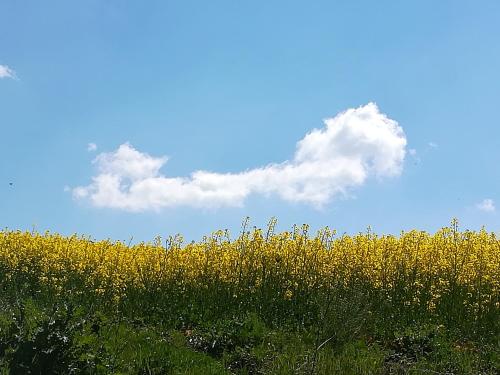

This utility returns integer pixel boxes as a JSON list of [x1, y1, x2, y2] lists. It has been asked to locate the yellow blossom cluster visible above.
[[0, 221, 498, 314]]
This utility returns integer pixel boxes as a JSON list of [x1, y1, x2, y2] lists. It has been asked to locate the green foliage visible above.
[[0, 301, 227, 374]]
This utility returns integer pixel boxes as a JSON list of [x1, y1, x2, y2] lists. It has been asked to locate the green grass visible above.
[[0, 297, 498, 374]]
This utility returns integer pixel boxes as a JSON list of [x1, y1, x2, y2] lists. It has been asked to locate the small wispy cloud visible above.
[[72, 103, 408, 211], [407, 148, 421, 165], [476, 199, 495, 213], [87, 143, 97, 152], [428, 142, 438, 149], [0, 65, 16, 79]]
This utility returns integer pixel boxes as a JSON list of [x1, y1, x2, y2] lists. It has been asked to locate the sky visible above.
[[1, 1, 500, 243]]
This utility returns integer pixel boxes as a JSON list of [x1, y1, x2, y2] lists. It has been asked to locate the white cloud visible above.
[[72, 103, 408, 211], [0, 65, 16, 79], [428, 142, 438, 148], [408, 148, 420, 164], [87, 143, 97, 152], [476, 199, 495, 213]]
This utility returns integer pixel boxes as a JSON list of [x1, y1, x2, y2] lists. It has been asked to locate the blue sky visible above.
[[1, 1, 500, 242]]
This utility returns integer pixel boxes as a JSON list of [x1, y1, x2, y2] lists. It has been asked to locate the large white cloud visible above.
[[0, 65, 16, 79], [72, 103, 407, 211]]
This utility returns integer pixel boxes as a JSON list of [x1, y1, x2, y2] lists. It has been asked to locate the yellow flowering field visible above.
[[0, 220, 499, 373], [1, 220, 499, 322]]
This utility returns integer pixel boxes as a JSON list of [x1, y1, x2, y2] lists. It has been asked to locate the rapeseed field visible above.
[[0, 219, 499, 374]]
